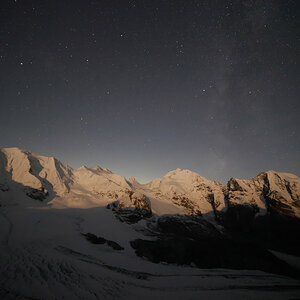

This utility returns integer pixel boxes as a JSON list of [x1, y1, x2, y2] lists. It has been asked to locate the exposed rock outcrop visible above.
[[82, 232, 124, 250], [24, 187, 48, 201], [130, 235, 297, 277], [107, 191, 152, 224]]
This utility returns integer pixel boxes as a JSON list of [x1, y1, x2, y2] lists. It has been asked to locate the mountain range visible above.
[[1, 147, 300, 299]]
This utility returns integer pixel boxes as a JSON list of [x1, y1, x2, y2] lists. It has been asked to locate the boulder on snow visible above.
[[83, 233, 106, 244], [106, 240, 124, 250], [82, 232, 124, 250]]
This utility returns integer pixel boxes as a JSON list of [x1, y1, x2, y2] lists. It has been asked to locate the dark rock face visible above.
[[156, 215, 221, 240], [130, 215, 299, 277], [221, 203, 260, 233], [129, 212, 300, 277], [265, 189, 297, 216], [130, 214, 224, 266], [82, 233, 124, 250], [171, 195, 202, 215], [107, 191, 152, 224], [24, 187, 48, 201], [106, 201, 119, 210], [130, 192, 151, 212], [130, 237, 297, 277], [222, 208, 300, 256], [0, 183, 9, 192], [227, 178, 246, 192], [114, 208, 152, 224]]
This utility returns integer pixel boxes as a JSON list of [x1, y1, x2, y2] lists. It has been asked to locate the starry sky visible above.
[[0, 0, 299, 183]]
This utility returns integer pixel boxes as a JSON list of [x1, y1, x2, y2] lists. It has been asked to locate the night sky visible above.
[[0, 0, 299, 183]]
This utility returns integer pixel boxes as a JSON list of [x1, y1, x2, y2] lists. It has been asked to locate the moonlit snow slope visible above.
[[0, 147, 300, 299]]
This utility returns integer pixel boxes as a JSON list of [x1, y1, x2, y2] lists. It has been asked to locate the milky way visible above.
[[0, 0, 299, 183]]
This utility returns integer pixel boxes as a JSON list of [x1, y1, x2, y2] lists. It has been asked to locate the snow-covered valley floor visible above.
[[1, 193, 300, 300]]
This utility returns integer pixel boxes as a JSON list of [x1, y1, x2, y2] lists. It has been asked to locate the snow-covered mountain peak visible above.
[[226, 170, 300, 217], [141, 168, 224, 215], [264, 169, 300, 182], [78, 165, 88, 170], [1, 147, 299, 217], [128, 176, 140, 186], [0, 147, 73, 197], [164, 168, 195, 177], [161, 168, 213, 184], [0, 148, 134, 208], [148, 168, 218, 190]]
